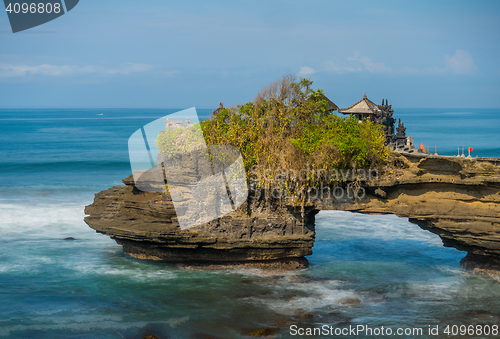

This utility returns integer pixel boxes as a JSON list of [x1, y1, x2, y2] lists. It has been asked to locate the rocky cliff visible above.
[[84, 173, 317, 269], [84, 153, 500, 273]]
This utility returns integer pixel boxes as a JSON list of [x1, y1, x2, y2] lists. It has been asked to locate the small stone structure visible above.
[[339, 94, 414, 152], [211, 102, 224, 118], [376, 99, 396, 145], [406, 136, 414, 150], [395, 118, 407, 148]]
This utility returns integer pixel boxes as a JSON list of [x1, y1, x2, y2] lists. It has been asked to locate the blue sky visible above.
[[0, 0, 499, 108]]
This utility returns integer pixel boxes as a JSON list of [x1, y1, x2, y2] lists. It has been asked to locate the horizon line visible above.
[[1, 106, 500, 110]]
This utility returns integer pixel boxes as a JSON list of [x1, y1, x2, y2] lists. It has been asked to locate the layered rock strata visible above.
[[84, 153, 500, 272], [84, 174, 316, 269], [330, 153, 500, 273]]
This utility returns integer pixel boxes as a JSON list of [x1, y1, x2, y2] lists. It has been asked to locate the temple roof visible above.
[[338, 93, 380, 115], [317, 94, 339, 112]]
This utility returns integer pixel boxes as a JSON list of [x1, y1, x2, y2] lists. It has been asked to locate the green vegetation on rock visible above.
[[200, 75, 388, 183], [154, 74, 388, 197], [155, 122, 205, 160]]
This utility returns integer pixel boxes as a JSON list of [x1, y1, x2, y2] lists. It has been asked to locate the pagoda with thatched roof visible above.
[[339, 94, 403, 146], [338, 93, 380, 121]]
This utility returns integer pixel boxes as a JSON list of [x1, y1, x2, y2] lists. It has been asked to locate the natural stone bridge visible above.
[[84, 153, 500, 273]]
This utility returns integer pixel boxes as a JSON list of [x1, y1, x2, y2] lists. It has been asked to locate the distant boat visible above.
[[96, 113, 103, 116]]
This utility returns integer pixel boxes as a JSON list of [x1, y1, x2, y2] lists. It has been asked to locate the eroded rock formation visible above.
[[330, 153, 500, 275], [84, 173, 316, 269], [84, 153, 500, 272]]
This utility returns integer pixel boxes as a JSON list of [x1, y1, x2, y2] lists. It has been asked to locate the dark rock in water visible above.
[[336, 297, 362, 306], [281, 294, 296, 302], [463, 310, 498, 318], [62, 237, 76, 241], [142, 334, 163, 339], [84, 153, 500, 270], [328, 311, 342, 317], [245, 327, 280, 337], [456, 310, 500, 323], [460, 253, 500, 278], [299, 313, 315, 319], [174, 258, 308, 271], [272, 320, 292, 327], [293, 308, 305, 315]]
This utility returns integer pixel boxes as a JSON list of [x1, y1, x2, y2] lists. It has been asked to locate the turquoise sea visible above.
[[1, 108, 500, 339]]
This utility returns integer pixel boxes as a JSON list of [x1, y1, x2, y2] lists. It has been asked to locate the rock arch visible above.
[[85, 153, 500, 272]]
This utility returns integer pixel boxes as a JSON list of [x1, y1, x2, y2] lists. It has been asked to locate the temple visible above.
[[210, 93, 416, 152], [338, 94, 414, 151], [338, 93, 381, 121]]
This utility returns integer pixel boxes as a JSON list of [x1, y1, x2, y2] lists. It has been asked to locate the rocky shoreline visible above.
[[84, 153, 500, 275]]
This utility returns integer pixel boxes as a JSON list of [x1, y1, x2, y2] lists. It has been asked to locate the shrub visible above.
[[200, 75, 388, 185], [156, 75, 388, 194]]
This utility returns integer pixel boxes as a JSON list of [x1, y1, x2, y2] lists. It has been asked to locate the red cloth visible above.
[[420, 142, 427, 153]]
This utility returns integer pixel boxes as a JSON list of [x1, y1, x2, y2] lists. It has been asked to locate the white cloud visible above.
[[398, 49, 477, 75], [325, 51, 392, 74], [298, 66, 316, 76], [322, 49, 477, 76], [0, 63, 73, 77], [0, 62, 155, 77], [357, 56, 392, 74], [347, 51, 392, 74], [325, 61, 361, 73], [444, 49, 476, 75], [80, 63, 154, 75]]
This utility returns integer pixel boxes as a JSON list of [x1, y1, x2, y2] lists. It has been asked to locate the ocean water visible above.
[[1, 108, 500, 339], [396, 108, 500, 158]]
